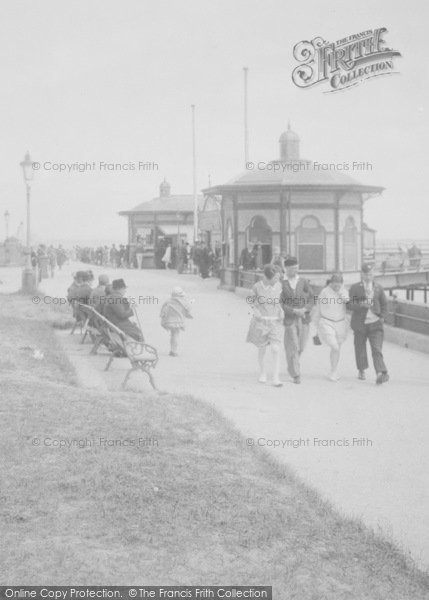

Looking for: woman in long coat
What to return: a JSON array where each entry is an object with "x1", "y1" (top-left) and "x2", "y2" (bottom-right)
[{"x1": 199, "y1": 244, "x2": 211, "y2": 279}]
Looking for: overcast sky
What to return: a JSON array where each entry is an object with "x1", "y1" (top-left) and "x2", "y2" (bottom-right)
[{"x1": 0, "y1": 0, "x2": 427, "y2": 244}]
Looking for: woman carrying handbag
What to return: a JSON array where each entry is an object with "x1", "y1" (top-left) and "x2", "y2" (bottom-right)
[{"x1": 246, "y1": 264, "x2": 284, "y2": 387}]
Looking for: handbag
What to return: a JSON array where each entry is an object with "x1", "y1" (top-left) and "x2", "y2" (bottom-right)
[{"x1": 246, "y1": 316, "x2": 270, "y2": 346}]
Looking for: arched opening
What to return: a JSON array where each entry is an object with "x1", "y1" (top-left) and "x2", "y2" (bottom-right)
[
  {"x1": 296, "y1": 216, "x2": 325, "y2": 271},
  {"x1": 343, "y1": 216, "x2": 358, "y2": 271},
  {"x1": 247, "y1": 215, "x2": 272, "y2": 266}
]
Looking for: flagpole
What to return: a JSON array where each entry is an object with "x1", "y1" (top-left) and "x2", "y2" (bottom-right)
[
  {"x1": 191, "y1": 104, "x2": 198, "y2": 242},
  {"x1": 243, "y1": 67, "x2": 249, "y2": 166}
]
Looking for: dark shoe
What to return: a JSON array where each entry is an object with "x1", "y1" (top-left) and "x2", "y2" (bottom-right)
[
  {"x1": 376, "y1": 372, "x2": 385, "y2": 385},
  {"x1": 169, "y1": 351, "x2": 178, "y2": 357},
  {"x1": 293, "y1": 376, "x2": 301, "y2": 384},
  {"x1": 358, "y1": 370, "x2": 366, "y2": 380},
  {"x1": 381, "y1": 372, "x2": 389, "y2": 383}
]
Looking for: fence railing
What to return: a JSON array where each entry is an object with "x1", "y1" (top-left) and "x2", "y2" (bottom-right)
[{"x1": 220, "y1": 267, "x2": 429, "y2": 337}]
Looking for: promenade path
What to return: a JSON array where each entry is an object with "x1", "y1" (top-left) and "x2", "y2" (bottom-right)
[{"x1": 3, "y1": 263, "x2": 428, "y2": 568}]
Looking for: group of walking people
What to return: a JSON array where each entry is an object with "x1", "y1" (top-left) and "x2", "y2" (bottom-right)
[{"x1": 247, "y1": 258, "x2": 389, "y2": 386}]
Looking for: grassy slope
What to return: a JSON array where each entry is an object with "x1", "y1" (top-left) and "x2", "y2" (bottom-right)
[{"x1": 0, "y1": 294, "x2": 428, "y2": 598}]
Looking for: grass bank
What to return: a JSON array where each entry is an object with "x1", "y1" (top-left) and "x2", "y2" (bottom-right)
[{"x1": 0, "y1": 293, "x2": 428, "y2": 598}]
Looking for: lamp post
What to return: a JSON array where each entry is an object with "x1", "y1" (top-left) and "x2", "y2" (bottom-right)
[
  {"x1": 176, "y1": 210, "x2": 181, "y2": 242},
  {"x1": 4, "y1": 210, "x2": 10, "y2": 240},
  {"x1": 191, "y1": 104, "x2": 198, "y2": 242},
  {"x1": 20, "y1": 151, "x2": 36, "y2": 292}
]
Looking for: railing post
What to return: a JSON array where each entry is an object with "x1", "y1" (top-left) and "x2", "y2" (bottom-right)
[{"x1": 392, "y1": 297, "x2": 399, "y2": 328}]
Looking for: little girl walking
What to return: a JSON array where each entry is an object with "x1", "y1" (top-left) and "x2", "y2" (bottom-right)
[{"x1": 160, "y1": 286, "x2": 193, "y2": 356}]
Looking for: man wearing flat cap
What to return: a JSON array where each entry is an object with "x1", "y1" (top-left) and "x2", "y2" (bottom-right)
[
  {"x1": 349, "y1": 264, "x2": 389, "y2": 384},
  {"x1": 103, "y1": 279, "x2": 144, "y2": 341},
  {"x1": 279, "y1": 257, "x2": 314, "y2": 383}
]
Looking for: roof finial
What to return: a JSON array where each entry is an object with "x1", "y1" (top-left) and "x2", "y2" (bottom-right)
[
  {"x1": 287, "y1": 121, "x2": 291, "y2": 131},
  {"x1": 160, "y1": 178, "x2": 171, "y2": 197}
]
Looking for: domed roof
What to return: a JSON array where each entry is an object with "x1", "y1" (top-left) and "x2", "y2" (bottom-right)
[
  {"x1": 222, "y1": 163, "x2": 364, "y2": 187},
  {"x1": 203, "y1": 128, "x2": 384, "y2": 195},
  {"x1": 279, "y1": 122, "x2": 299, "y2": 143},
  {"x1": 205, "y1": 160, "x2": 384, "y2": 193}
]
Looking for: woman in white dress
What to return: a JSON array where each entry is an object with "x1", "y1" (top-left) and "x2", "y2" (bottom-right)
[
  {"x1": 162, "y1": 244, "x2": 172, "y2": 269},
  {"x1": 246, "y1": 264, "x2": 284, "y2": 386},
  {"x1": 312, "y1": 273, "x2": 349, "y2": 381}
]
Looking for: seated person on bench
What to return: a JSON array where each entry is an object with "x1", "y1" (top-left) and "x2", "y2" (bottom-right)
[
  {"x1": 103, "y1": 279, "x2": 144, "y2": 342},
  {"x1": 67, "y1": 270, "x2": 93, "y2": 322},
  {"x1": 89, "y1": 273, "x2": 110, "y2": 315}
]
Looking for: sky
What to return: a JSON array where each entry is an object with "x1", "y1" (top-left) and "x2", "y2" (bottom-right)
[{"x1": 0, "y1": 0, "x2": 428, "y2": 245}]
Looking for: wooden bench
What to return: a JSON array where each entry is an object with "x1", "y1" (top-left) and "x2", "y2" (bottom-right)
[
  {"x1": 78, "y1": 303, "x2": 111, "y2": 350},
  {"x1": 77, "y1": 303, "x2": 159, "y2": 390},
  {"x1": 69, "y1": 300, "x2": 87, "y2": 335}
]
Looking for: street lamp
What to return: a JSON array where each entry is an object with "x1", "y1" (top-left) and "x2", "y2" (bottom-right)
[
  {"x1": 4, "y1": 210, "x2": 10, "y2": 240},
  {"x1": 20, "y1": 151, "x2": 36, "y2": 292},
  {"x1": 176, "y1": 210, "x2": 181, "y2": 242}
]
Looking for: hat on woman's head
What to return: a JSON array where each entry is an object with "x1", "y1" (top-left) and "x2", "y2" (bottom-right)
[
  {"x1": 284, "y1": 257, "x2": 298, "y2": 267},
  {"x1": 172, "y1": 286, "x2": 185, "y2": 297},
  {"x1": 112, "y1": 278, "x2": 127, "y2": 290},
  {"x1": 80, "y1": 271, "x2": 91, "y2": 282}
]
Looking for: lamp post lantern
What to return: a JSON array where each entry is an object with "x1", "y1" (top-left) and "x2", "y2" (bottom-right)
[
  {"x1": 191, "y1": 104, "x2": 198, "y2": 242},
  {"x1": 20, "y1": 151, "x2": 36, "y2": 292}
]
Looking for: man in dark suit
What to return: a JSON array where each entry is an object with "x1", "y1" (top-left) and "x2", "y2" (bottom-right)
[
  {"x1": 349, "y1": 264, "x2": 389, "y2": 384},
  {"x1": 279, "y1": 257, "x2": 314, "y2": 383},
  {"x1": 103, "y1": 279, "x2": 144, "y2": 342}
]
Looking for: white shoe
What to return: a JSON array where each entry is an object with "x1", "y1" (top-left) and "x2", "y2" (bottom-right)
[
  {"x1": 328, "y1": 372, "x2": 340, "y2": 382},
  {"x1": 272, "y1": 379, "x2": 283, "y2": 387},
  {"x1": 258, "y1": 374, "x2": 267, "y2": 383}
]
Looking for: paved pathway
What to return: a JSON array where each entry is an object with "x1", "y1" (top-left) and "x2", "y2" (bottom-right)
[{"x1": 35, "y1": 264, "x2": 429, "y2": 567}]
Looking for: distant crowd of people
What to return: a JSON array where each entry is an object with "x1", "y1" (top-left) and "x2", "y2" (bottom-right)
[
  {"x1": 74, "y1": 239, "x2": 222, "y2": 280},
  {"x1": 74, "y1": 244, "x2": 132, "y2": 268},
  {"x1": 31, "y1": 244, "x2": 68, "y2": 281},
  {"x1": 381, "y1": 243, "x2": 424, "y2": 273},
  {"x1": 158, "y1": 240, "x2": 222, "y2": 279}
]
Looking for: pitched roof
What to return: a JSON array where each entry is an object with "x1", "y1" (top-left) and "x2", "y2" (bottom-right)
[
  {"x1": 204, "y1": 160, "x2": 384, "y2": 193},
  {"x1": 119, "y1": 194, "x2": 204, "y2": 215}
]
